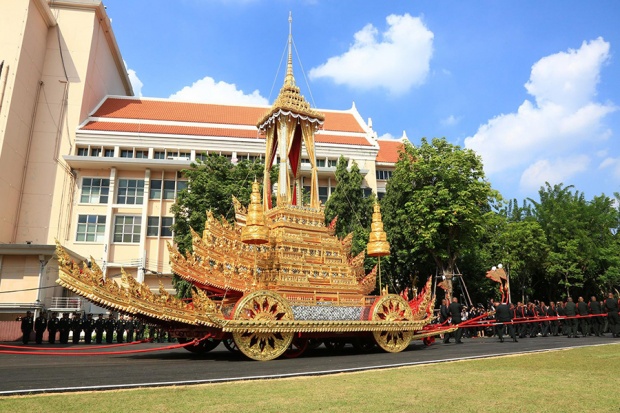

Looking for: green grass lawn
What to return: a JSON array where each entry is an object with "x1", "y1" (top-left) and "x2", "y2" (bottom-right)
[{"x1": 2, "y1": 343, "x2": 618, "y2": 413}]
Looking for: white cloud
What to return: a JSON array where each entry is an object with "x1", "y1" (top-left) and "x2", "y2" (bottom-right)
[
  {"x1": 378, "y1": 132, "x2": 398, "y2": 140},
  {"x1": 169, "y1": 76, "x2": 268, "y2": 105},
  {"x1": 519, "y1": 156, "x2": 590, "y2": 192},
  {"x1": 440, "y1": 115, "x2": 462, "y2": 127},
  {"x1": 599, "y1": 157, "x2": 620, "y2": 178},
  {"x1": 464, "y1": 37, "x2": 617, "y2": 192},
  {"x1": 127, "y1": 69, "x2": 143, "y2": 97},
  {"x1": 124, "y1": 61, "x2": 144, "y2": 97},
  {"x1": 309, "y1": 13, "x2": 433, "y2": 96}
]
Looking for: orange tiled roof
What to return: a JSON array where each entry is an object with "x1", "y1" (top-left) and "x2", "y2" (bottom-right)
[
  {"x1": 81, "y1": 121, "x2": 373, "y2": 146},
  {"x1": 90, "y1": 97, "x2": 365, "y2": 133},
  {"x1": 81, "y1": 121, "x2": 260, "y2": 139},
  {"x1": 376, "y1": 140, "x2": 405, "y2": 163}
]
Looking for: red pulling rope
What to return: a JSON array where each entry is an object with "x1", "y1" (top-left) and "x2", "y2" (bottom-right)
[
  {"x1": 0, "y1": 338, "x2": 201, "y2": 356},
  {"x1": 0, "y1": 339, "x2": 152, "y2": 351}
]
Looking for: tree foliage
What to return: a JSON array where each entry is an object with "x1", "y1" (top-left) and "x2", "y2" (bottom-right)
[
  {"x1": 324, "y1": 156, "x2": 374, "y2": 258},
  {"x1": 381, "y1": 138, "x2": 497, "y2": 296}
]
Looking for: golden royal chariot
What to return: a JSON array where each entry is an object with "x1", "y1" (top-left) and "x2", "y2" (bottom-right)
[{"x1": 55, "y1": 22, "x2": 448, "y2": 361}]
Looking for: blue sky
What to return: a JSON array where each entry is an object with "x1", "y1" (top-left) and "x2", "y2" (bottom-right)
[{"x1": 103, "y1": 0, "x2": 620, "y2": 202}]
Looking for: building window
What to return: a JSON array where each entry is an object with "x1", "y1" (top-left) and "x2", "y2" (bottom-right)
[
  {"x1": 135, "y1": 150, "x2": 148, "y2": 159},
  {"x1": 120, "y1": 149, "x2": 133, "y2": 158},
  {"x1": 362, "y1": 188, "x2": 373, "y2": 198},
  {"x1": 90, "y1": 148, "x2": 101, "y2": 157},
  {"x1": 178, "y1": 152, "x2": 190, "y2": 160},
  {"x1": 76, "y1": 215, "x2": 106, "y2": 242},
  {"x1": 113, "y1": 215, "x2": 141, "y2": 243},
  {"x1": 147, "y1": 217, "x2": 159, "y2": 236},
  {"x1": 146, "y1": 216, "x2": 173, "y2": 237},
  {"x1": 316, "y1": 159, "x2": 326, "y2": 167},
  {"x1": 80, "y1": 178, "x2": 110, "y2": 204},
  {"x1": 376, "y1": 170, "x2": 393, "y2": 180},
  {"x1": 103, "y1": 148, "x2": 114, "y2": 157},
  {"x1": 301, "y1": 158, "x2": 310, "y2": 164},
  {"x1": 150, "y1": 180, "x2": 162, "y2": 199},
  {"x1": 177, "y1": 181, "x2": 188, "y2": 194},
  {"x1": 377, "y1": 192, "x2": 386, "y2": 200},
  {"x1": 328, "y1": 159, "x2": 339, "y2": 167},
  {"x1": 161, "y1": 217, "x2": 173, "y2": 237},
  {"x1": 116, "y1": 179, "x2": 144, "y2": 204},
  {"x1": 154, "y1": 151, "x2": 165, "y2": 160},
  {"x1": 77, "y1": 147, "x2": 88, "y2": 156},
  {"x1": 163, "y1": 180, "x2": 176, "y2": 199},
  {"x1": 195, "y1": 152, "x2": 207, "y2": 161},
  {"x1": 318, "y1": 186, "x2": 329, "y2": 204}
]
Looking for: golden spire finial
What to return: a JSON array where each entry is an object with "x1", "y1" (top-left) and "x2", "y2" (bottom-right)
[
  {"x1": 367, "y1": 201, "x2": 390, "y2": 257},
  {"x1": 285, "y1": 11, "x2": 295, "y2": 87},
  {"x1": 241, "y1": 180, "x2": 269, "y2": 245}
]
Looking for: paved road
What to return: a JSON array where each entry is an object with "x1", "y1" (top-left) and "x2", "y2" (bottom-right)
[{"x1": 1, "y1": 335, "x2": 618, "y2": 395}]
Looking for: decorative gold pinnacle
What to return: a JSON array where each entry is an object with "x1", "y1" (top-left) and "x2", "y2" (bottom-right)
[
  {"x1": 367, "y1": 201, "x2": 390, "y2": 257},
  {"x1": 240, "y1": 180, "x2": 270, "y2": 244}
]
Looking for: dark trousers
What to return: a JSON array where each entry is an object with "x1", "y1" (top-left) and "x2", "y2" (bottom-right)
[
  {"x1": 84, "y1": 330, "x2": 93, "y2": 344},
  {"x1": 564, "y1": 318, "x2": 577, "y2": 337},
  {"x1": 127, "y1": 330, "x2": 134, "y2": 342},
  {"x1": 590, "y1": 316, "x2": 602, "y2": 336},
  {"x1": 22, "y1": 330, "x2": 32, "y2": 345},
  {"x1": 549, "y1": 320, "x2": 559, "y2": 336},
  {"x1": 48, "y1": 329, "x2": 57, "y2": 344},
  {"x1": 116, "y1": 330, "x2": 124, "y2": 343},
  {"x1": 608, "y1": 312, "x2": 620, "y2": 336},
  {"x1": 497, "y1": 323, "x2": 516, "y2": 341},
  {"x1": 579, "y1": 317, "x2": 590, "y2": 336},
  {"x1": 105, "y1": 329, "x2": 114, "y2": 343},
  {"x1": 518, "y1": 321, "x2": 528, "y2": 338},
  {"x1": 72, "y1": 330, "x2": 81, "y2": 344},
  {"x1": 96, "y1": 330, "x2": 104, "y2": 344},
  {"x1": 60, "y1": 329, "x2": 70, "y2": 344},
  {"x1": 35, "y1": 330, "x2": 45, "y2": 344}
]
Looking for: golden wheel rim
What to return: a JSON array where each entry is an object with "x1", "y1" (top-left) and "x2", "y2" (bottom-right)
[
  {"x1": 371, "y1": 294, "x2": 413, "y2": 353},
  {"x1": 232, "y1": 290, "x2": 294, "y2": 361}
]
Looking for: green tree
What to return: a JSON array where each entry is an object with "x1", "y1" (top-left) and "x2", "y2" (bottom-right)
[
  {"x1": 170, "y1": 154, "x2": 274, "y2": 297},
  {"x1": 381, "y1": 138, "x2": 497, "y2": 297},
  {"x1": 324, "y1": 156, "x2": 374, "y2": 257}
]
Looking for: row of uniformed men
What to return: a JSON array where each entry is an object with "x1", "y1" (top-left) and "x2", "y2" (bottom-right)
[{"x1": 20, "y1": 312, "x2": 146, "y2": 345}]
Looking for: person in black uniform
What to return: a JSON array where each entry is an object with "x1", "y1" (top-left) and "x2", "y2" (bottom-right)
[
  {"x1": 126, "y1": 315, "x2": 135, "y2": 342},
  {"x1": 494, "y1": 301, "x2": 517, "y2": 342},
  {"x1": 589, "y1": 296, "x2": 602, "y2": 336},
  {"x1": 94, "y1": 314, "x2": 105, "y2": 344},
  {"x1": 104, "y1": 314, "x2": 116, "y2": 344},
  {"x1": 34, "y1": 312, "x2": 47, "y2": 344},
  {"x1": 448, "y1": 297, "x2": 464, "y2": 344},
  {"x1": 116, "y1": 315, "x2": 126, "y2": 343},
  {"x1": 71, "y1": 313, "x2": 83, "y2": 344},
  {"x1": 83, "y1": 313, "x2": 95, "y2": 344},
  {"x1": 557, "y1": 301, "x2": 566, "y2": 335},
  {"x1": 20, "y1": 311, "x2": 34, "y2": 345},
  {"x1": 47, "y1": 312, "x2": 60, "y2": 344},
  {"x1": 439, "y1": 299, "x2": 450, "y2": 343},
  {"x1": 547, "y1": 302, "x2": 559, "y2": 336},
  {"x1": 604, "y1": 292, "x2": 619, "y2": 337},
  {"x1": 576, "y1": 297, "x2": 590, "y2": 336},
  {"x1": 564, "y1": 297, "x2": 578, "y2": 338},
  {"x1": 58, "y1": 313, "x2": 71, "y2": 344},
  {"x1": 136, "y1": 318, "x2": 145, "y2": 341}
]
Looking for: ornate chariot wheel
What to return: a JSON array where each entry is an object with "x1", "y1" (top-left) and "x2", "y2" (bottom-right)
[
  {"x1": 231, "y1": 290, "x2": 294, "y2": 361},
  {"x1": 371, "y1": 294, "x2": 414, "y2": 353},
  {"x1": 283, "y1": 336, "x2": 309, "y2": 359},
  {"x1": 223, "y1": 337, "x2": 240, "y2": 353},
  {"x1": 177, "y1": 337, "x2": 221, "y2": 354}
]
